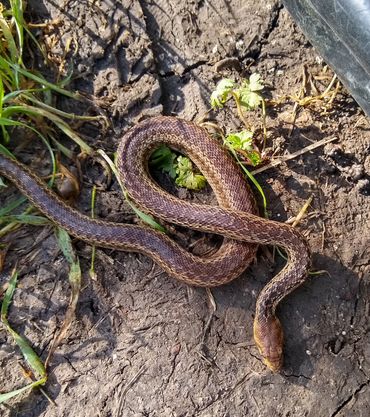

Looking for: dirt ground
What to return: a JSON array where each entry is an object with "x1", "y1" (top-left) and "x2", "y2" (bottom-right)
[{"x1": 1, "y1": 0, "x2": 369, "y2": 416}]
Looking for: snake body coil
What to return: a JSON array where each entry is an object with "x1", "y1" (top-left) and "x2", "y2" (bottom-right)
[{"x1": 0, "y1": 116, "x2": 310, "y2": 371}]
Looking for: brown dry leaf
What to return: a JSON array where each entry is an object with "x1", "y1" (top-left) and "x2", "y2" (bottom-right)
[{"x1": 56, "y1": 161, "x2": 80, "y2": 201}]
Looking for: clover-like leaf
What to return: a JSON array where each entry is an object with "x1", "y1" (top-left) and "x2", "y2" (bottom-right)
[
  {"x1": 236, "y1": 73, "x2": 264, "y2": 110},
  {"x1": 210, "y1": 78, "x2": 236, "y2": 109},
  {"x1": 249, "y1": 73, "x2": 264, "y2": 92},
  {"x1": 175, "y1": 156, "x2": 206, "y2": 190},
  {"x1": 150, "y1": 145, "x2": 177, "y2": 178},
  {"x1": 245, "y1": 150, "x2": 261, "y2": 166},
  {"x1": 225, "y1": 130, "x2": 254, "y2": 151}
]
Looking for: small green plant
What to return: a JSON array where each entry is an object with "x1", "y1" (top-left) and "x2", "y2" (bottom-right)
[
  {"x1": 210, "y1": 73, "x2": 264, "y2": 110},
  {"x1": 150, "y1": 145, "x2": 207, "y2": 191},
  {"x1": 210, "y1": 73, "x2": 266, "y2": 166},
  {"x1": 209, "y1": 73, "x2": 268, "y2": 215},
  {"x1": 150, "y1": 145, "x2": 177, "y2": 179},
  {"x1": 209, "y1": 78, "x2": 236, "y2": 108},
  {"x1": 175, "y1": 156, "x2": 207, "y2": 190},
  {"x1": 224, "y1": 130, "x2": 261, "y2": 166}
]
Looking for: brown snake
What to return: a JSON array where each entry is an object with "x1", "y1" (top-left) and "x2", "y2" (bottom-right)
[{"x1": 0, "y1": 116, "x2": 310, "y2": 371}]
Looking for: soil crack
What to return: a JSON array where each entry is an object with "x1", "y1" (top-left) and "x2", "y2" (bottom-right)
[
  {"x1": 330, "y1": 379, "x2": 370, "y2": 417},
  {"x1": 282, "y1": 371, "x2": 312, "y2": 381},
  {"x1": 241, "y1": 1, "x2": 283, "y2": 61},
  {"x1": 194, "y1": 371, "x2": 255, "y2": 416},
  {"x1": 158, "y1": 60, "x2": 209, "y2": 79}
]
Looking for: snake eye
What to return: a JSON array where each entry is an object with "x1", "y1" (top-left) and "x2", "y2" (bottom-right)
[{"x1": 253, "y1": 315, "x2": 284, "y2": 372}]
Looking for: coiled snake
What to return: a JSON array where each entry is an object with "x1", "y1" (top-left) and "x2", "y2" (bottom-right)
[{"x1": 0, "y1": 116, "x2": 311, "y2": 371}]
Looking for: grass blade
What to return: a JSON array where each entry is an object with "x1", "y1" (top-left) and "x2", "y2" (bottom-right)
[
  {"x1": 0, "y1": 196, "x2": 27, "y2": 216},
  {"x1": 0, "y1": 214, "x2": 50, "y2": 225},
  {"x1": 55, "y1": 227, "x2": 78, "y2": 265},
  {"x1": 10, "y1": 0, "x2": 25, "y2": 62},
  {"x1": 4, "y1": 58, "x2": 79, "y2": 98},
  {"x1": 0, "y1": 381, "x2": 40, "y2": 404},
  {"x1": 230, "y1": 148, "x2": 268, "y2": 217},
  {"x1": 2, "y1": 104, "x2": 93, "y2": 154},
  {"x1": 0, "y1": 12, "x2": 18, "y2": 64},
  {"x1": 0, "y1": 268, "x2": 17, "y2": 318},
  {"x1": 0, "y1": 75, "x2": 4, "y2": 112},
  {"x1": 0, "y1": 120, "x2": 57, "y2": 185},
  {"x1": 46, "y1": 228, "x2": 81, "y2": 367},
  {"x1": 1, "y1": 269, "x2": 47, "y2": 379},
  {"x1": 0, "y1": 143, "x2": 16, "y2": 158},
  {"x1": 23, "y1": 93, "x2": 103, "y2": 121},
  {"x1": 127, "y1": 199, "x2": 166, "y2": 232}
]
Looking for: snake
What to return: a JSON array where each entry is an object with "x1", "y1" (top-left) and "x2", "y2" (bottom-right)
[{"x1": 0, "y1": 116, "x2": 311, "y2": 371}]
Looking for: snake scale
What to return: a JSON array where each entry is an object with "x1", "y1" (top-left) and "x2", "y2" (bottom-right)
[{"x1": 0, "y1": 116, "x2": 311, "y2": 371}]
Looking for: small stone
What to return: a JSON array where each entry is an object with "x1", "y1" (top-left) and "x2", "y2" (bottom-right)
[
  {"x1": 235, "y1": 39, "x2": 244, "y2": 51},
  {"x1": 356, "y1": 178, "x2": 370, "y2": 194},
  {"x1": 325, "y1": 165, "x2": 337, "y2": 174},
  {"x1": 343, "y1": 164, "x2": 364, "y2": 181},
  {"x1": 323, "y1": 142, "x2": 341, "y2": 157}
]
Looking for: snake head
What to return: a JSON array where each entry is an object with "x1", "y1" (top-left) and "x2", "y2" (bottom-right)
[{"x1": 253, "y1": 315, "x2": 284, "y2": 372}]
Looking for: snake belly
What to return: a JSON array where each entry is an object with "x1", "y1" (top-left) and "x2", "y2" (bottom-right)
[{"x1": 0, "y1": 116, "x2": 311, "y2": 371}]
